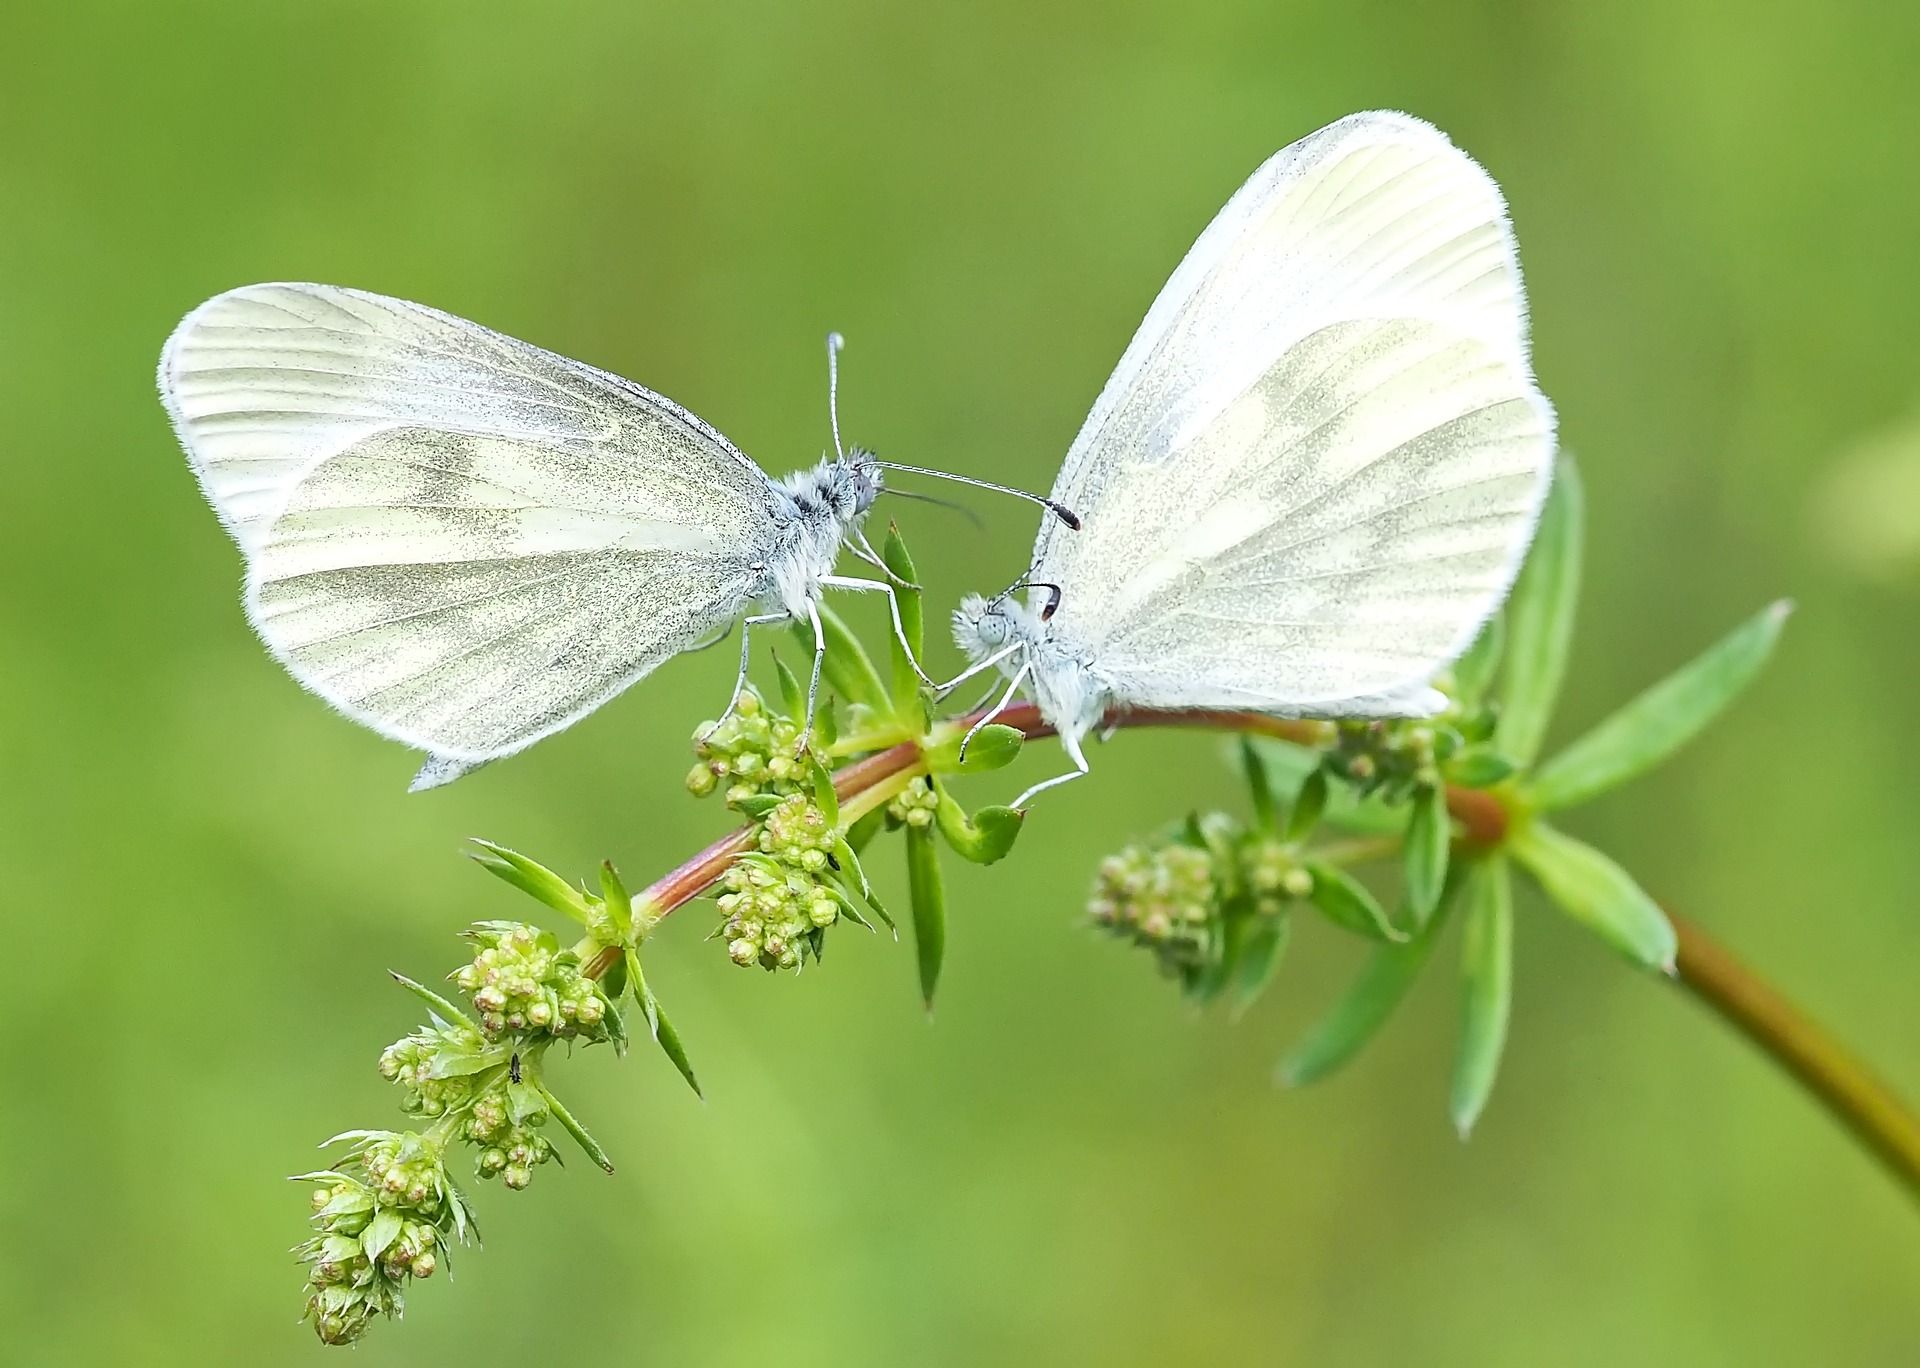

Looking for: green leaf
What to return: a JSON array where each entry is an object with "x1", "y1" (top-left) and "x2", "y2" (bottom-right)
[
  {"x1": 1230, "y1": 915, "x2": 1292, "y2": 1018},
  {"x1": 1446, "y1": 750, "x2": 1517, "y2": 789},
  {"x1": 424, "y1": 1047, "x2": 511, "y2": 1079},
  {"x1": 831, "y1": 836, "x2": 895, "y2": 931},
  {"x1": 1530, "y1": 600, "x2": 1792, "y2": 811},
  {"x1": 537, "y1": 1082, "x2": 615, "y2": 1173},
  {"x1": 1276, "y1": 881, "x2": 1454, "y2": 1087},
  {"x1": 809, "y1": 753, "x2": 840, "y2": 828},
  {"x1": 1450, "y1": 856, "x2": 1514, "y2": 1138},
  {"x1": 1451, "y1": 612, "x2": 1505, "y2": 704},
  {"x1": 1240, "y1": 737, "x2": 1276, "y2": 830},
  {"x1": 844, "y1": 805, "x2": 886, "y2": 854},
  {"x1": 1286, "y1": 767, "x2": 1329, "y2": 842},
  {"x1": 881, "y1": 525, "x2": 926, "y2": 718},
  {"x1": 1303, "y1": 862, "x2": 1403, "y2": 943},
  {"x1": 597, "y1": 860, "x2": 633, "y2": 940},
  {"x1": 792, "y1": 603, "x2": 887, "y2": 709},
  {"x1": 931, "y1": 783, "x2": 1023, "y2": 864},
  {"x1": 772, "y1": 655, "x2": 805, "y2": 722},
  {"x1": 1499, "y1": 455, "x2": 1584, "y2": 764},
  {"x1": 467, "y1": 840, "x2": 591, "y2": 924},
  {"x1": 361, "y1": 1209, "x2": 403, "y2": 1262},
  {"x1": 603, "y1": 994, "x2": 630, "y2": 1057},
  {"x1": 1508, "y1": 821, "x2": 1676, "y2": 971},
  {"x1": 1403, "y1": 785, "x2": 1452, "y2": 927},
  {"x1": 625, "y1": 948, "x2": 703, "y2": 1097},
  {"x1": 825, "y1": 884, "x2": 876, "y2": 932},
  {"x1": 732, "y1": 794, "x2": 783, "y2": 821},
  {"x1": 904, "y1": 825, "x2": 946, "y2": 1009},
  {"x1": 388, "y1": 972, "x2": 479, "y2": 1033},
  {"x1": 924, "y1": 723, "x2": 1024, "y2": 774}
]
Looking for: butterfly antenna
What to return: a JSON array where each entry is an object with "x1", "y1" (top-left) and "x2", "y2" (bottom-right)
[
  {"x1": 881, "y1": 485, "x2": 986, "y2": 530},
  {"x1": 875, "y1": 460, "x2": 1082, "y2": 531},
  {"x1": 825, "y1": 331, "x2": 847, "y2": 460}
]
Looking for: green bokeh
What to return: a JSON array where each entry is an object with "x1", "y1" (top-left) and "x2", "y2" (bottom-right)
[{"x1": 5, "y1": 2, "x2": 1918, "y2": 1362}]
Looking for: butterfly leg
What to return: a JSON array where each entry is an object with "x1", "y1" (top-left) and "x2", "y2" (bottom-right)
[
  {"x1": 844, "y1": 529, "x2": 919, "y2": 589},
  {"x1": 958, "y1": 660, "x2": 1031, "y2": 762},
  {"x1": 929, "y1": 642, "x2": 1020, "y2": 700},
  {"x1": 699, "y1": 612, "x2": 789, "y2": 743},
  {"x1": 820, "y1": 574, "x2": 936, "y2": 687},
  {"x1": 800, "y1": 600, "x2": 828, "y2": 751},
  {"x1": 1012, "y1": 730, "x2": 1090, "y2": 808}
]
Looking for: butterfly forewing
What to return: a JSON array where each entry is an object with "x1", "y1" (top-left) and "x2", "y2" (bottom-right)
[{"x1": 164, "y1": 282, "x2": 784, "y2": 769}]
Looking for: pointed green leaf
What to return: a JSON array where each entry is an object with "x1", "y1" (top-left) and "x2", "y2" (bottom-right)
[
  {"x1": 388, "y1": 972, "x2": 479, "y2": 1033},
  {"x1": 1499, "y1": 455, "x2": 1584, "y2": 764},
  {"x1": 1286, "y1": 768, "x2": 1329, "y2": 842},
  {"x1": 1303, "y1": 862, "x2": 1403, "y2": 942},
  {"x1": 536, "y1": 1082, "x2": 616, "y2": 1173},
  {"x1": 1508, "y1": 821, "x2": 1676, "y2": 971},
  {"x1": 773, "y1": 655, "x2": 805, "y2": 722},
  {"x1": 361, "y1": 1209, "x2": 403, "y2": 1262},
  {"x1": 881, "y1": 525, "x2": 926, "y2": 717},
  {"x1": 844, "y1": 805, "x2": 886, "y2": 854},
  {"x1": 1450, "y1": 856, "x2": 1513, "y2": 1137},
  {"x1": 603, "y1": 994, "x2": 630, "y2": 1057},
  {"x1": 925, "y1": 723, "x2": 1024, "y2": 774},
  {"x1": 1240, "y1": 736, "x2": 1276, "y2": 830},
  {"x1": 932, "y1": 783, "x2": 1024, "y2": 864},
  {"x1": 792, "y1": 603, "x2": 887, "y2": 709},
  {"x1": 831, "y1": 836, "x2": 895, "y2": 931},
  {"x1": 626, "y1": 948, "x2": 703, "y2": 1097},
  {"x1": 1451, "y1": 612, "x2": 1505, "y2": 704},
  {"x1": 808, "y1": 753, "x2": 841, "y2": 828},
  {"x1": 1276, "y1": 880, "x2": 1455, "y2": 1087},
  {"x1": 825, "y1": 884, "x2": 876, "y2": 932},
  {"x1": 1230, "y1": 915, "x2": 1292, "y2": 1018},
  {"x1": 904, "y1": 825, "x2": 946, "y2": 1009},
  {"x1": 1530, "y1": 600, "x2": 1792, "y2": 811},
  {"x1": 1446, "y1": 750, "x2": 1516, "y2": 789},
  {"x1": 467, "y1": 840, "x2": 591, "y2": 924},
  {"x1": 1403, "y1": 785, "x2": 1452, "y2": 926},
  {"x1": 597, "y1": 860, "x2": 633, "y2": 940},
  {"x1": 732, "y1": 794, "x2": 783, "y2": 821}
]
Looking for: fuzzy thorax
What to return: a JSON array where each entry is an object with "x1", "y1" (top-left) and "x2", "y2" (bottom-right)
[{"x1": 765, "y1": 451, "x2": 882, "y2": 619}]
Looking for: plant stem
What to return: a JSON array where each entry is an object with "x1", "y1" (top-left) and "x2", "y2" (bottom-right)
[
  {"x1": 1668, "y1": 912, "x2": 1920, "y2": 1203},
  {"x1": 599, "y1": 702, "x2": 1920, "y2": 1204}
]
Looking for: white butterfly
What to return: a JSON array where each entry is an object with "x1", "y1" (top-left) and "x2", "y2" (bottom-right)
[
  {"x1": 160, "y1": 284, "x2": 1072, "y2": 790},
  {"x1": 946, "y1": 111, "x2": 1557, "y2": 805}
]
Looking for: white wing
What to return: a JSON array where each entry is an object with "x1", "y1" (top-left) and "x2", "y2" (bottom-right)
[
  {"x1": 162, "y1": 283, "x2": 780, "y2": 770},
  {"x1": 161, "y1": 281, "x2": 768, "y2": 550},
  {"x1": 1034, "y1": 113, "x2": 1552, "y2": 712}
]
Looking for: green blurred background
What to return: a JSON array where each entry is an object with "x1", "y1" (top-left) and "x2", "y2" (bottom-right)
[{"x1": 4, "y1": 1, "x2": 1918, "y2": 1362}]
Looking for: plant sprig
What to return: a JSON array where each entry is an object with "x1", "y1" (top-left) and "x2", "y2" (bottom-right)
[{"x1": 292, "y1": 493, "x2": 1920, "y2": 1348}]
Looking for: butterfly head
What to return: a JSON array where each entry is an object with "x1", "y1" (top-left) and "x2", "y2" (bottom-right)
[{"x1": 952, "y1": 582, "x2": 1061, "y2": 662}]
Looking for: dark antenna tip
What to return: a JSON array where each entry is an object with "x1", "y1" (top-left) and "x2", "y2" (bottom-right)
[{"x1": 1048, "y1": 503, "x2": 1083, "y2": 531}]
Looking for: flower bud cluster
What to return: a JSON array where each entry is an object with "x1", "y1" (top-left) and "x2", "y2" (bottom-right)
[
  {"x1": 1088, "y1": 840, "x2": 1219, "y2": 976},
  {"x1": 887, "y1": 776, "x2": 938, "y2": 829},
  {"x1": 298, "y1": 1131, "x2": 463, "y2": 1346},
  {"x1": 377, "y1": 1025, "x2": 484, "y2": 1119},
  {"x1": 1244, "y1": 837, "x2": 1316, "y2": 916},
  {"x1": 1324, "y1": 718, "x2": 1462, "y2": 801},
  {"x1": 686, "y1": 689, "x2": 812, "y2": 808},
  {"x1": 466, "y1": 1093, "x2": 558, "y2": 1191},
  {"x1": 452, "y1": 922, "x2": 610, "y2": 1041},
  {"x1": 1088, "y1": 816, "x2": 1320, "y2": 986}
]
